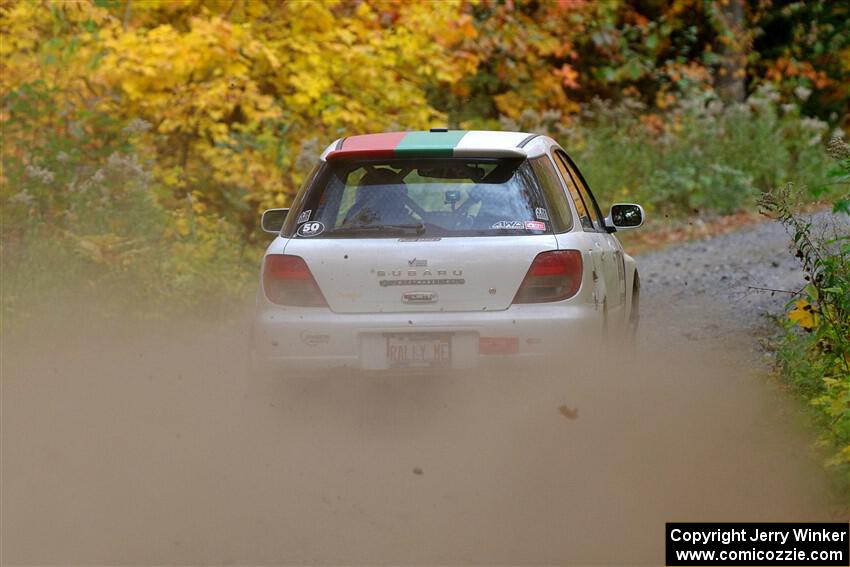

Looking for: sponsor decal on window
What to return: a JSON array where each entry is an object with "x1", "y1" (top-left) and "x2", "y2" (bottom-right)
[
  {"x1": 535, "y1": 207, "x2": 549, "y2": 221},
  {"x1": 296, "y1": 221, "x2": 325, "y2": 237},
  {"x1": 491, "y1": 220, "x2": 525, "y2": 230},
  {"x1": 296, "y1": 209, "x2": 311, "y2": 224},
  {"x1": 524, "y1": 220, "x2": 546, "y2": 231}
]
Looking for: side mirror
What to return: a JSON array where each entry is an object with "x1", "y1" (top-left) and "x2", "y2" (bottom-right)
[
  {"x1": 261, "y1": 208, "x2": 289, "y2": 233},
  {"x1": 605, "y1": 203, "x2": 645, "y2": 231}
]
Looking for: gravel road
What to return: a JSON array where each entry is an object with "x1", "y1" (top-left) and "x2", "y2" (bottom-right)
[
  {"x1": 3, "y1": 213, "x2": 847, "y2": 565},
  {"x1": 639, "y1": 211, "x2": 849, "y2": 346}
]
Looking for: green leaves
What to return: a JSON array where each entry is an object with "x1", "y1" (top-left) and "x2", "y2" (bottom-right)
[{"x1": 763, "y1": 147, "x2": 850, "y2": 478}]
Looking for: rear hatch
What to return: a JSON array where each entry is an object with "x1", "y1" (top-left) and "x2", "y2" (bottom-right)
[
  {"x1": 281, "y1": 156, "x2": 558, "y2": 314},
  {"x1": 284, "y1": 235, "x2": 557, "y2": 313}
]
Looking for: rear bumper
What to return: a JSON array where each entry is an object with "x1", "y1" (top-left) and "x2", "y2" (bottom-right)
[{"x1": 252, "y1": 302, "x2": 602, "y2": 372}]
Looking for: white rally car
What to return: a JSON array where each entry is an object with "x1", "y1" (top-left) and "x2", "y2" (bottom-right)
[{"x1": 252, "y1": 130, "x2": 643, "y2": 373}]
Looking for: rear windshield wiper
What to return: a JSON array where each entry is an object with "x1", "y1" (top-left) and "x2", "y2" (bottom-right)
[{"x1": 326, "y1": 223, "x2": 426, "y2": 236}]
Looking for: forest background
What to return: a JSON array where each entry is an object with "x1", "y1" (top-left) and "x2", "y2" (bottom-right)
[{"x1": 2, "y1": 0, "x2": 847, "y2": 314}]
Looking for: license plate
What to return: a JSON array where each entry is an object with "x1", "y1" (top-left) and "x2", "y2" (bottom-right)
[{"x1": 385, "y1": 333, "x2": 451, "y2": 369}]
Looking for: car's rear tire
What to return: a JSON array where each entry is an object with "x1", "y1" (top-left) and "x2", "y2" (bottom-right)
[
  {"x1": 601, "y1": 298, "x2": 609, "y2": 340},
  {"x1": 627, "y1": 273, "x2": 640, "y2": 350}
]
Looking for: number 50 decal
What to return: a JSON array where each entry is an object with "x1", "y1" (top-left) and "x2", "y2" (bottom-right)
[{"x1": 296, "y1": 221, "x2": 325, "y2": 237}]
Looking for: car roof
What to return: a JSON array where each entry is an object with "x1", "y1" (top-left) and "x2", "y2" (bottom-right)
[{"x1": 320, "y1": 130, "x2": 541, "y2": 161}]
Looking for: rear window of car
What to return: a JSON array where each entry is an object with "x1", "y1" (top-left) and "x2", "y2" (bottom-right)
[{"x1": 288, "y1": 158, "x2": 555, "y2": 238}]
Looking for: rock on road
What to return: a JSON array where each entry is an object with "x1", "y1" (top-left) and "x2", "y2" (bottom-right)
[{"x1": 3, "y1": 213, "x2": 847, "y2": 565}]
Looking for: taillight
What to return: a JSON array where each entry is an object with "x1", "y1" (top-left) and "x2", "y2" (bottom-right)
[
  {"x1": 513, "y1": 250, "x2": 583, "y2": 304},
  {"x1": 262, "y1": 255, "x2": 328, "y2": 307}
]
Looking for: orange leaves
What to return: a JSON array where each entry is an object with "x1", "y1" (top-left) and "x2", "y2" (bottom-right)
[
  {"x1": 765, "y1": 57, "x2": 831, "y2": 90},
  {"x1": 453, "y1": 0, "x2": 593, "y2": 120},
  {"x1": 639, "y1": 113, "x2": 665, "y2": 135},
  {"x1": 556, "y1": 0, "x2": 588, "y2": 9},
  {"x1": 555, "y1": 63, "x2": 580, "y2": 89},
  {"x1": 442, "y1": 13, "x2": 478, "y2": 48}
]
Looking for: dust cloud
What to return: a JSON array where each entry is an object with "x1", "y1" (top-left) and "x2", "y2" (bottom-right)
[{"x1": 1, "y1": 292, "x2": 843, "y2": 565}]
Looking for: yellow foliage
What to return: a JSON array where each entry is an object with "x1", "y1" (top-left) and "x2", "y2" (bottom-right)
[
  {"x1": 1, "y1": 0, "x2": 468, "y2": 221},
  {"x1": 788, "y1": 299, "x2": 820, "y2": 330}
]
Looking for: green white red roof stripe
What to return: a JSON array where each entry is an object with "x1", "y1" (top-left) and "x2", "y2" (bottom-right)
[{"x1": 323, "y1": 130, "x2": 532, "y2": 161}]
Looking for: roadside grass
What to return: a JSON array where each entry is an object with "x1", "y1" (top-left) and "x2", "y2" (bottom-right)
[
  {"x1": 759, "y1": 139, "x2": 850, "y2": 501},
  {"x1": 1, "y1": 107, "x2": 258, "y2": 325},
  {"x1": 770, "y1": 328, "x2": 850, "y2": 509}
]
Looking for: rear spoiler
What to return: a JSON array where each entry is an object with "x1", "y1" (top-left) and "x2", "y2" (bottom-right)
[{"x1": 320, "y1": 130, "x2": 532, "y2": 161}]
